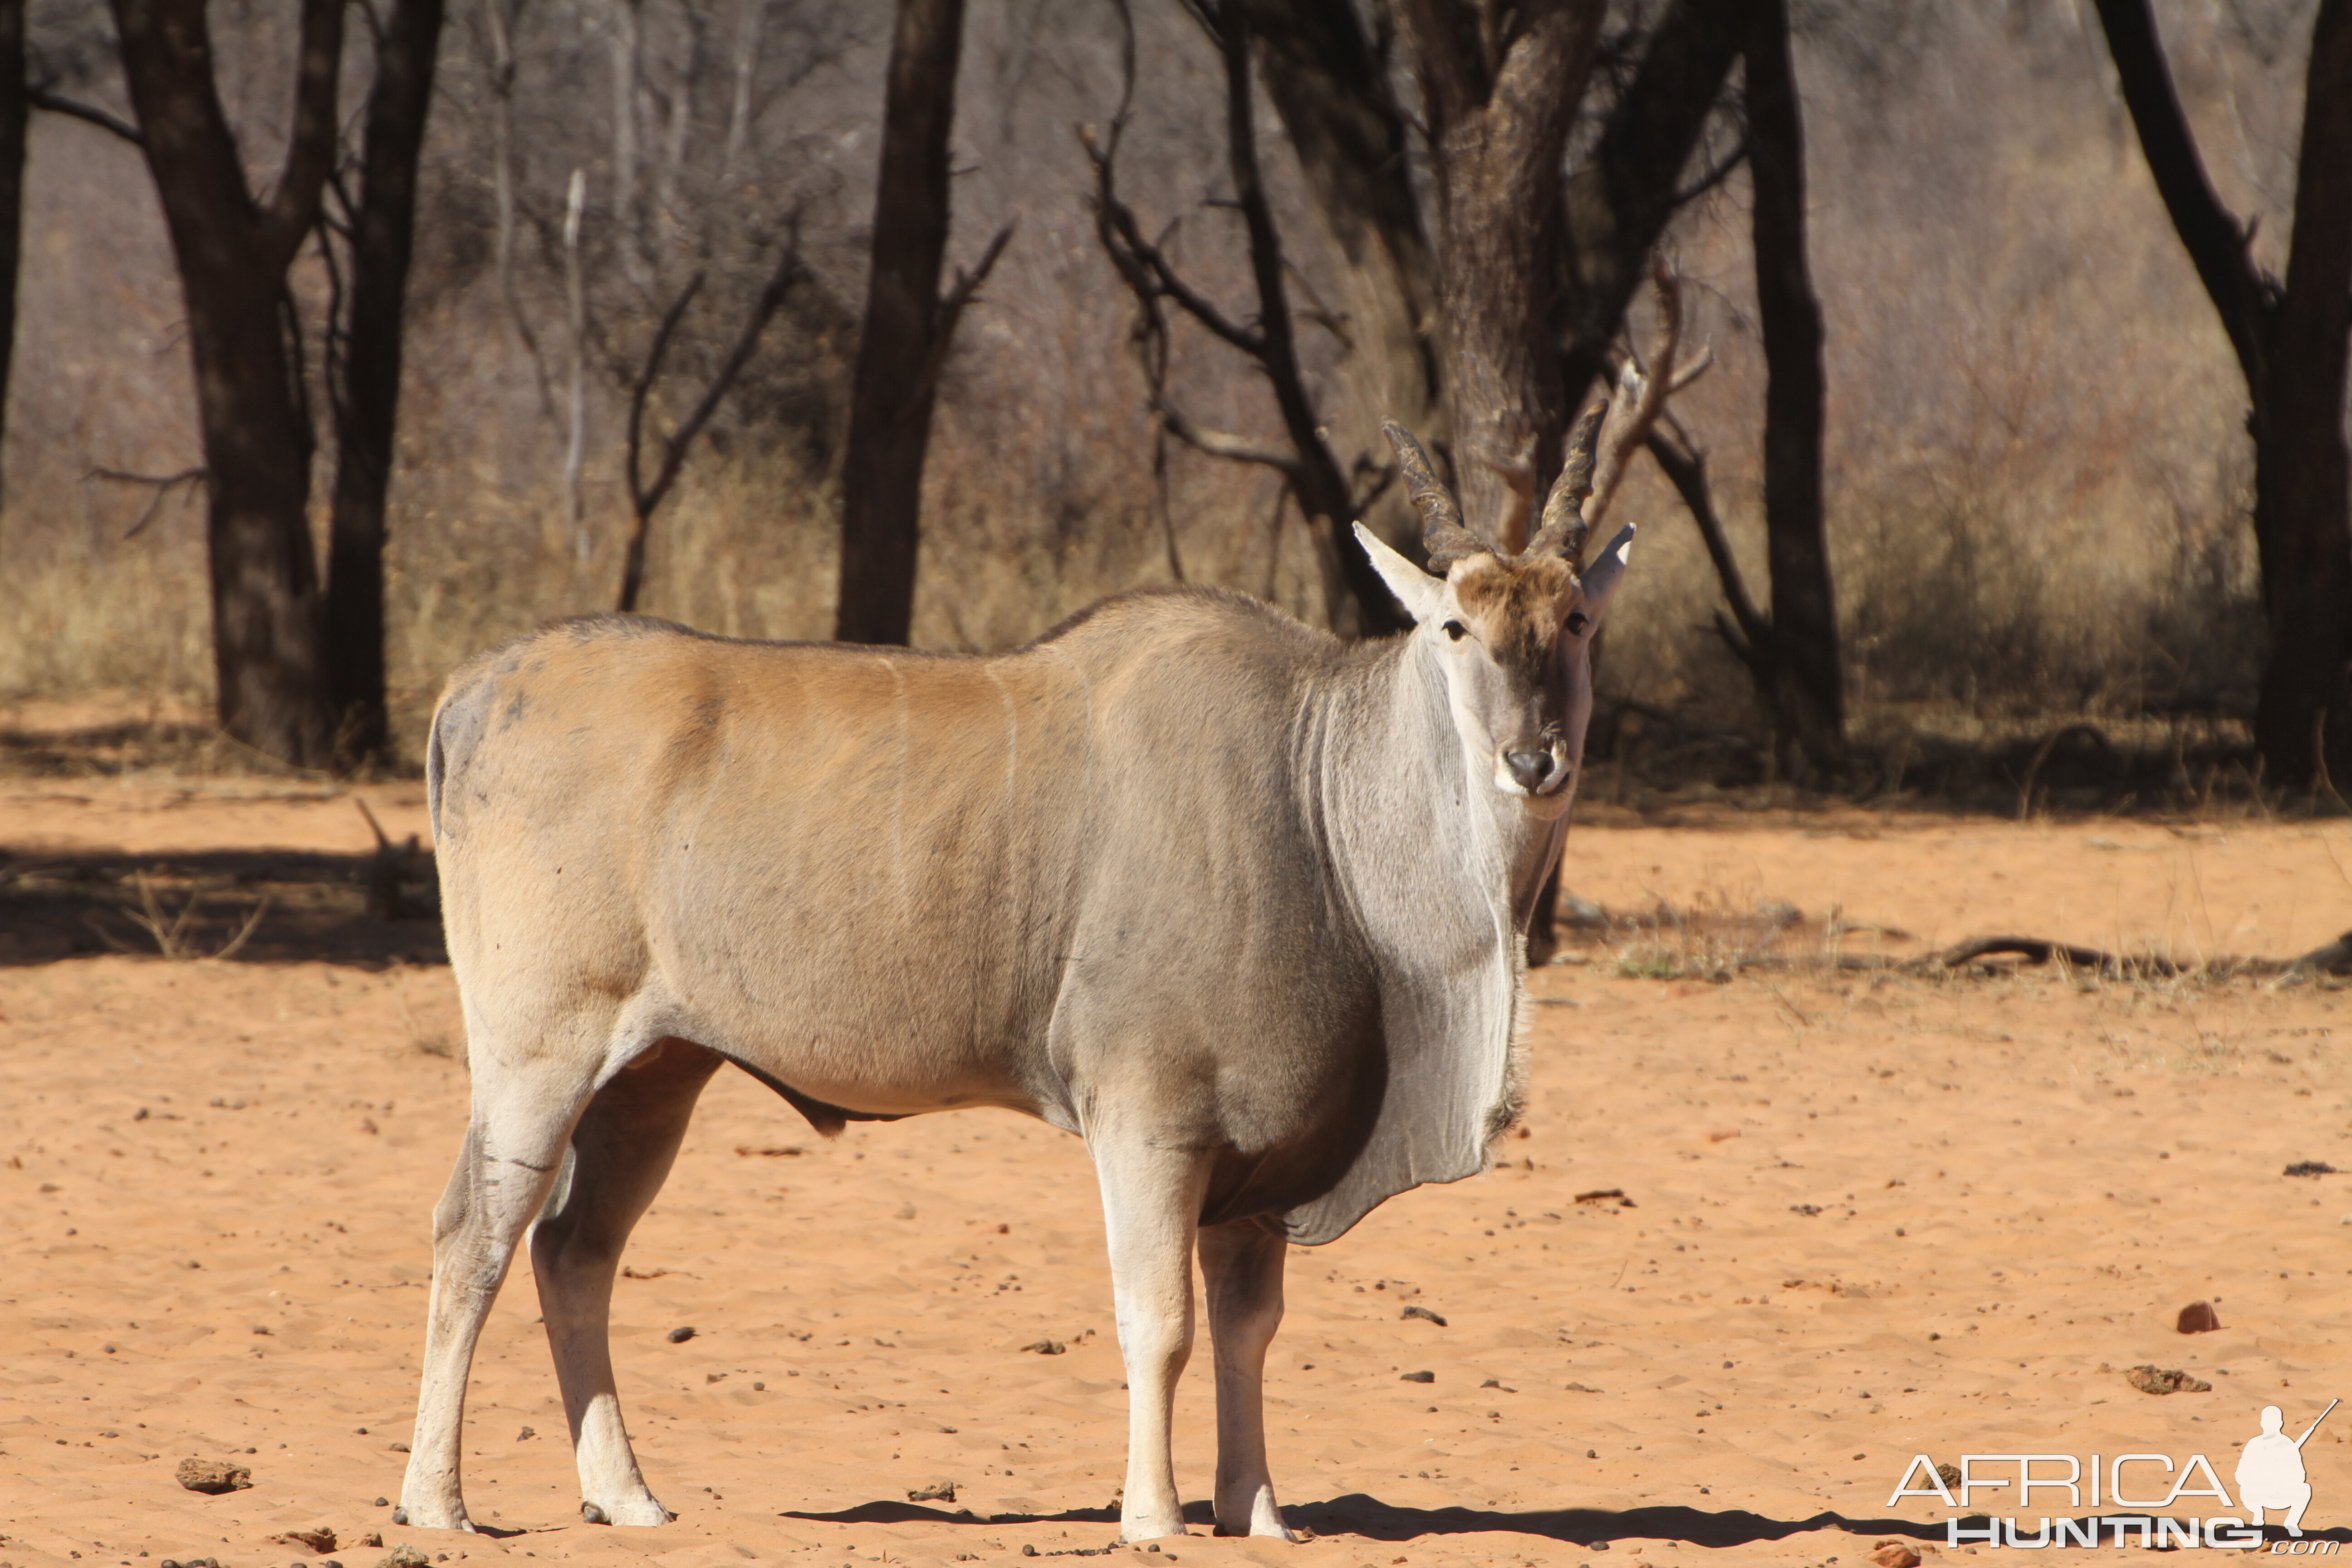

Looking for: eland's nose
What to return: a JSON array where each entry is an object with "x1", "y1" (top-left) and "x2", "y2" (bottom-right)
[{"x1": 1504, "y1": 750, "x2": 1555, "y2": 791}]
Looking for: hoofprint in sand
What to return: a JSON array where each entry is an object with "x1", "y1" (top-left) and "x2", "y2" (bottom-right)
[{"x1": 2, "y1": 784, "x2": 2347, "y2": 1567}]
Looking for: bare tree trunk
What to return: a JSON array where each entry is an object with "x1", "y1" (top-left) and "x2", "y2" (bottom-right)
[
  {"x1": 2260, "y1": 0, "x2": 2352, "y2": 790},
  {"x1": 0, "y1": 0, "x2": 25, "y2": 502},
  {"x1": 1242, "y1": 0, "x2": 1438, "y2": 584},
  {"x1": 1745, "y1": 0, "x2": 1842, "y2": 779},
  {"x1": 324, "y1": 0, "x2": 445, "y2": 770},
  {"x1": 833, "y1": 0, "x2": 968, "y2": 646},
  {"x1": 1393, "y1": 0, "x2": 1604, "y2": 551},
  {"x1": 112, "y1": 0, "x2": 345, "y2": 769},
  {"x1": 2093, "y1": 0, "x2": 2352, "y2": 790}
]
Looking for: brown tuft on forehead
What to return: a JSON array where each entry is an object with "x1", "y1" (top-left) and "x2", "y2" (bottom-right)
[{"x1": 1449, "y1": 555, "x2": 1574, "y2": 669}]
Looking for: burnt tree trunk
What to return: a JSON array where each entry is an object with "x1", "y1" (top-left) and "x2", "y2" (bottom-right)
[
  {"x1": 113, "y1": 0, "x2": 344, "y2": 768},
  {"x1": 2094, "y1": 0, "x2": 2352, "y2": 790},
  {"x1": 0, "y1": 0, "x2": 25, "y2": 496},
  {"x1": 833, "y1": 0, "x2": 967, "y2": 647},
  {"x1": 325, "y1": 0, "x2": 445, "y2": 770},
  {"x1": 1745, "y1": 0, "x2": 1842, "y2": 779},
  {"x1": 1243, "y1": 0, "x2": 1439, "y2": 588},
  {"x1": 1393, "y1": 0, "x2": 1604, "y2": 551}
]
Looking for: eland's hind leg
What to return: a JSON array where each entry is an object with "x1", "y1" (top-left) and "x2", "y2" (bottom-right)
[
  {"x1": 529, "y1": 1038, "x2": 722, "y2": 1526},
  {"x1": 1091, "y1": 1128, "x2": 1211, "y2": 1542},
  {"x1": 1199, "y1": 1216, "x2": 1299, "y2": 1540},
  {"x1": 401, "y1": 1057, "x2": 596, "y2": 1531}
]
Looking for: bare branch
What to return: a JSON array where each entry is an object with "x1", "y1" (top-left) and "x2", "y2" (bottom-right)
[
  {"x1": 85, "y1": 466, "x2": 207, "y2": 539},
  {"x1": 1162, "y1": 403, "x2": 1301, "y2": 475},
  {"x1": 29, "y1": 88, "x2": 141, "y2": 146},
  {"x1": 624, "y1": 272, "x2": 705, "y2": 534},
  {"x1": 911, "y1": 219, "x2": 1015, "y2": 406},
  {"x1": 1642, "y1": 427, "x2": 1769, "y2": 665},
  {"x1": 618, "y1": 235, "x2": 810, "y2": 613},
  {"x1": 1669, "y1": 133, "x2": 1747, "y2": 209},
  {"x1": 2090, "y1": 0, "x2": 2271, "y2": 387},
  {"x1": 1082, "y1": 128, "x2": 1269, "y2": 358},
  {"x1": 1588, "y1": 260, "x2": 1686, "y2": 528},
  {"x1": 258, "y1": 0, "x2": 349, "y2": 270}
]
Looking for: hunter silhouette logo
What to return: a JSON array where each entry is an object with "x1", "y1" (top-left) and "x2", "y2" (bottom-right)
[
  {"x1": 1886, "y1": 1397, "x2": 2339, "y2": 1550},
  {"x1": 2240, "y1": 1400, "x2": 2336, "y2": 1537}
]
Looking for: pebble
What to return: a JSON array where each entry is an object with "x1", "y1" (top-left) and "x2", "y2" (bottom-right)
[
  {"x1": 667, "y1": 1326, "x2": 697, "y2": 1343},
  {"x1": 1399, "y1": 1370, "x2": 1434, "y2": 1384}
]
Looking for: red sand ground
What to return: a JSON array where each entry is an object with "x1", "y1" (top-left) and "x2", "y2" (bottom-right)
[{"x1": 2, "y1": 780, "x2": 2347, "y2": 1568}]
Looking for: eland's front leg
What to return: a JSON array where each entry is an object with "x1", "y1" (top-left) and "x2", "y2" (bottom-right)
[
  {"x1": 1090, "y1": 1132, "x2": 1210, "y2": 1542},
  {"x1": 1199, "y1": 1216, "x2": 1300, "y2": 1540}
]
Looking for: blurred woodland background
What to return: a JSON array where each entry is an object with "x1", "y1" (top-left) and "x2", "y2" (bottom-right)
[{"x1": 2, "y1": 0, "x2": 2348, "y2": 810}]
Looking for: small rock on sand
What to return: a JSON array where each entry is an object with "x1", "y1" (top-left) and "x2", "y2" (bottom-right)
[
  {"x1": 272, "y1": 1529, "x2": 335, "y2": 1553},
  {"x1": 1022, "y1": 1340, "x2": 1066, "y2": 1355},
  {"x1": 1870, "y1": 1543, "x2": 1922, "y2": 1568},
  {"x1": 907, "y1": 1482, "x2": 957, "y2": 1502},
  {"x1": 666, "y1": 1325, "x2": 696, "y2": 1343},
  {"x1": 2177, "y1": 1300, "x2": 2222, "y2": 1333},
  {"x1": 376, "y1": 1545, "x2": 431, "y2": 1568},
  {"x1": 2127, "y1": 1364, "x2": 2211, "y2": 1394},
  {"x1": 174, "y1": 1458, "x2": 251, "y2": 1494},
  {"x1": 1399, "y1": 1370, "x2": 1435, "y2": 1383},
  {"x1": 1401, "y1": 1306, "x2": 1447, "y2": 1327}
]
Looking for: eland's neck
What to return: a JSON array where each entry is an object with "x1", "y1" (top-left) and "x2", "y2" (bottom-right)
[{"x1": 1305, "y1": 634, "x2": 1572, "y2": 954}]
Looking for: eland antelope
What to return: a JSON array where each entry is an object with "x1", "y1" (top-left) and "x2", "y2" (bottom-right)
[{"x1": 398, "y1": 405, "x2": 1636, "y2": 1543}]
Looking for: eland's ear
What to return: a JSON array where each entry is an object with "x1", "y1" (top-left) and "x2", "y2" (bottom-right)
[
  {"x1": 1353, "y1": 522, "x2": 1449, "y2": 624},
  {"x1": 1575, "y1": 523, "x2": 1637, "y2": 618}
]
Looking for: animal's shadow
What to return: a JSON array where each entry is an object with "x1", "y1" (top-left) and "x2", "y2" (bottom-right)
[{"x1": 785, "y1": 1495, "x2": 2352, "y2": 1550}]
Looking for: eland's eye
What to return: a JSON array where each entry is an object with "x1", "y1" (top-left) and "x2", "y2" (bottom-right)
[
  {"x1": 1442, "y1": 620, "x2": 1468, "y2": 642},
  {"x1": 1565, "y1": 611, "x2": 1591, "y2": 637}
]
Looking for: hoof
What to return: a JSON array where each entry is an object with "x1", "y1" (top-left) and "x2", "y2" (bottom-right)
[
  {"x1": 391, "y1": 1503, "x2": 477, "y2": 1533},
  {"x1": 582, "y1": 1495, "x2": 674, "y2": 1527}
]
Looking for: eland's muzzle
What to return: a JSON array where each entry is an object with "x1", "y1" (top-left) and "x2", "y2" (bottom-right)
[{"x1": 1504, "y1": 749, "x2": 1556, "y2": 792}]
